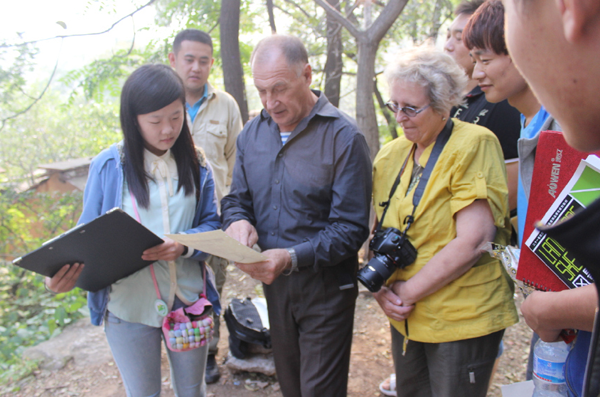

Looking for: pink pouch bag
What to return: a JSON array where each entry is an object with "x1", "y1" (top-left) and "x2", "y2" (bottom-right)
[
  {"x1": 162, "y1": 295, "x2": 214, "y2": 352},
  {"x1": 129, "y1": 190, "x2": 214, "y2": 353}
]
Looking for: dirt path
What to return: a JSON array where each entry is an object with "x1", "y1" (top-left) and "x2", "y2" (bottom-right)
[{"x1": 2, "y1": 265, "x2": 531, "y2": 397}]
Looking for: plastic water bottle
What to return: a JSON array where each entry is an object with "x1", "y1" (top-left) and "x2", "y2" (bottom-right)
[{"x1": 532, "y1": 339, "x2": 571, "y2": 396}]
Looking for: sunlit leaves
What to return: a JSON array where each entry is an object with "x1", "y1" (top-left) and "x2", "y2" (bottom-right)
[
  {"x1": 0, "y1": 191, "x2": 86, "y2": 372},
  {"x1": 0, "y1": 44, "x2": 40, "y2": 119}
]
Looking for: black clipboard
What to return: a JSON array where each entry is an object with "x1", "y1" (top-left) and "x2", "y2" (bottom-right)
[{"x1": 12, "y1": 208, "x2": 164, "y2": 292}]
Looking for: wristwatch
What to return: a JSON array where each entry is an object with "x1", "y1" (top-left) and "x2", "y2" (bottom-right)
[{"x1": 282, "y1": 247, "x2": 298, "y2": 276}]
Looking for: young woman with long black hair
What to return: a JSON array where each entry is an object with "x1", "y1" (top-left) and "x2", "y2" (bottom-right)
[{"x1": 46, "y1": 64, "x2": 220, "y2": 397}]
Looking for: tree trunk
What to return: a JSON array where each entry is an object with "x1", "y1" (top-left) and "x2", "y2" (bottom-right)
[
  {"x1": 314, "y1": 0, "x2": 409, "y2": 157},
  {"x1": 428, "y1": 0, "x2": 444, "y2": 40},
  {"x1": 220, "y1": 0, "x2": 249, "y2": 124},
  {"x1": 356, "y1": 39, "x2": 380, "y2": 159},
  {"x1": 374, "y1": 77, "x2": 398, "y2": 140},
  {"x1": 323, "y1": 0, "x2": 343, "y2": 107},
  {"x1": 267, "y1": 0, "x2": 277, "y2": 33}
]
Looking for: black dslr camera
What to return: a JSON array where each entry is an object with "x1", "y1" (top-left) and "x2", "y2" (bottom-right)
[{"x1": 357, "y1": 227, "x2": 417, "y2": 293}]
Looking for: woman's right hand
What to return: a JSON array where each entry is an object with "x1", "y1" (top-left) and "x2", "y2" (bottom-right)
[
  {"x1": 372, "y1": 284, "x2": 415, "y2": 322},
  {"x1": 45, "y1": 263, "x2": 84, "y2": 294}
]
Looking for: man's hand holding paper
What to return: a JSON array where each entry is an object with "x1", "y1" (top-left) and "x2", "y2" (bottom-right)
[
  {"x1": 166, "y1": 229, "x2": 266, "y2": 264},
  {"x1": 235, "y1": 249, "x2": 292, "y2": 285},
  {"x1": 223, "y1": 221, "x2": 292, "y2": 284},
  {"x1": 225, "y1": 220, "x2": 258, "y2": 248}
]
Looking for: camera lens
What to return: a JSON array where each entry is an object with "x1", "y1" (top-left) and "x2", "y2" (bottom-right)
[{"x1": 357, "y1": 254, "x2": 397, "y2": 293}]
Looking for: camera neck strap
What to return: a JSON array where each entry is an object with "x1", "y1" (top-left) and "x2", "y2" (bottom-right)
[{"x1": 377, "y1": 119, "x2": 453, "y2": 234}]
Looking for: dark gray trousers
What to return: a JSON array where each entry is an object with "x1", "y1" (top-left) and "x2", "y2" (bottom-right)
[
  {"x1": 264, "y1": 266, "x2": 357, "y2": 397},
  {"x1": 391, "y1": 325, "x2": 504, "y2": 397}
]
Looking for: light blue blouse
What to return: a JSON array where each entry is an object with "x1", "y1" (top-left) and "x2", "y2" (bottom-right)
[{"x1": 107, "y1": 149, "x2": 204, "y2": 327}]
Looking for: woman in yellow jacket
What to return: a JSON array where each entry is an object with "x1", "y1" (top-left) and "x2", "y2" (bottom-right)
[{"x1": 370, "y1": 45, "x2": 518, "y2": 397}]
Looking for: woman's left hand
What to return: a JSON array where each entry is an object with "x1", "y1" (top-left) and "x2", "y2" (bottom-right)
[{"x1": 142, "y1": 237, "x2": 185, "y2": 262}]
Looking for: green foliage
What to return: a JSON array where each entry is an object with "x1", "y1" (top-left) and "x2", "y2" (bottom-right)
[
  {"x1": 0, "y1": 90, "x2": 120, "y2": 183},
  {"x1": 0, "y1": 44, "x2": 40, "y2": 120},
  {"x1": 0, "y1": 191, "x2": 87, "y2": 377},
  {"x1": 59, "y1": 0, "x2": 263, "y2": 103},
  {"x1": 62, "y1": 44, "x2": 168, "y2": 103},
  {"x1": 0, "y1": 357, "x2": 39, "y2": 391},
  {"x1": 0, "y1": 0, "x2": 461, "y2": 383},
  {"x1": 379, "y1": 123, "x2": 402, "y2": 146},
  {"x1": 155, "y1": 0, "x2": 221, "y2": 30},
  {"x1": 387, "y1": 0, "x2": 455, "y2": 44}
]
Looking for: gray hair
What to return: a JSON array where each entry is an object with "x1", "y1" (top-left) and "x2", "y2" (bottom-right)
[
  {"x1": 384, "y1": 45, "x2": 468, "y2": 114},
  {"x1": 251, "y1": 35, "x2": 308, "y2": 76}
]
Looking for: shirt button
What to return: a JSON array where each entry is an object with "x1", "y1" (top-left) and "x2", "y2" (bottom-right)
[
  {"x1": 270, "y1": 231, "x2": 275, "y2": 236},
  {"x1": 477, "y1": 172, "x2": 484, "y2": 178},
  {"x1": 273, "y1": 205, "x2": 278, "y2": 210},
  {"x1": 278, "y1": 153, "x2": 283, "y2": 157},
  {"x1": 275, "y1": 180, "x2": 280, "y2": 184}
]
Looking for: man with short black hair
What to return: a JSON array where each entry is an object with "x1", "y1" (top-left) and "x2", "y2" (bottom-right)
[
  {"x1": 221, "y1": 34, "x2": 372, "y2": 396},
  {"x1": 169, "y1": 28, "x2": 243, "y2": 384},
  {"x1": 445, "y1": 0, "x2": 520, "y2": 162},
  {"x1": 462, "y1": 0, "x2": 558, "y2": 249},
  {"x1": 462, "y1": 1, "x2": 565, "y2": 382}
]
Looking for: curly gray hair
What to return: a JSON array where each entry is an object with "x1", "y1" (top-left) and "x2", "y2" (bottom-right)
[{"x1": 384, "y1": 45, "x2": 468, "y2": 115}]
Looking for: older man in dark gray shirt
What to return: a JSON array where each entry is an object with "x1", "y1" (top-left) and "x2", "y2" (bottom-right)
[{"x1": 221, "y1": 35, "x2": 371, "y2": 397}]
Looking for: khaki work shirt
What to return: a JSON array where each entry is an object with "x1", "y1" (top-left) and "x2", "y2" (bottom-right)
[{"x1": 188, "y1": 83, "x2": 243, "y2": 203}]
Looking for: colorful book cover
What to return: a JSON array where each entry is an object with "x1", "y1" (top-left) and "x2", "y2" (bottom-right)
[
  {"x1": 525, "y1": 156, "x2": 600, "y2": 289},
  {"x1": 516, "y1": 130, "x2": 600, "y2": 291}
]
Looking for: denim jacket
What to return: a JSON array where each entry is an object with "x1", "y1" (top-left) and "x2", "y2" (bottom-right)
[{"x1": 82, "y1": 143, "x2": 221, "y2": 326}]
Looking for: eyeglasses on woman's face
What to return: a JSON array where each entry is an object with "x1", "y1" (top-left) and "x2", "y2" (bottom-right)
[{"x1": 385, "y1": 101, "x2": 431, "y2": 118}]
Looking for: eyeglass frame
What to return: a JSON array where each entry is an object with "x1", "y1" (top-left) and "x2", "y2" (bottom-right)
[{"x1": 385, "y1": 101, "x2": 431, "y2": 118}]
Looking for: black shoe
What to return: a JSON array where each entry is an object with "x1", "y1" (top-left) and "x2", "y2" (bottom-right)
[{"x1": 205, "y1": 354, "x2": 221, "y2": 384}]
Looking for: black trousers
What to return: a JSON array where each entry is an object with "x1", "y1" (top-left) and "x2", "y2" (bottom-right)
[{"x1": 264, "y1": 266, "x2": 357, "y2": 397}]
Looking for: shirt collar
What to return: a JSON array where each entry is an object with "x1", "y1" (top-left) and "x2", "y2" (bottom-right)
[
  {"x1": 186, "y1": 84, "x2": 209, "y2": 122},
  {"x1": 144, "y1": 148, "x2": 178, "y2": 197},
  {"x1": 313, "y1": 90, "x2": 341, "y2": 118},
  {"x1": 187, "y1": 84, "x2": 209, "y2": 108},
  {"x1": 144, "y1": 149, "x2": 177, "y2": 177},
  {"x1": 520, "y1": 105, "x2": 550, "y2": 140},
  {"x1": 465, "y1": 85, "x2": 484, "y2": 99}
]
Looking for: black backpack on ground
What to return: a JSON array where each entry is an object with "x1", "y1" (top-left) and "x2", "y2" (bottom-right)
[{"x1": 224, "y1": 297, "x2": 271, "y2": 359}]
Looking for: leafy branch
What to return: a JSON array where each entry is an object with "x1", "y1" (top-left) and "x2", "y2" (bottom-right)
[
  {"x1": 0, "y1": 41, "x2": 62, "y2": 133},
  {"x1": 0, "y1": 0, "x2": 154, "y2": 132},
  {"x1": 0, "y1": 0, "x2": 156, "y2": 49}
]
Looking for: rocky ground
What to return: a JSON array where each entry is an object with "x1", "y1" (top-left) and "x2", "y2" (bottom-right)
[{"x1": 1, "y1": 264, "x2": 531, "y2": 397}]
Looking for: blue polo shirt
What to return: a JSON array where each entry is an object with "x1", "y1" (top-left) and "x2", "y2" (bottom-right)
[
  {"x1": 517, "y1": 106, "x2": 550, "y2": 246},
  {"x1": 186, "y1": 84, "x2": 208, "y2": 123}
]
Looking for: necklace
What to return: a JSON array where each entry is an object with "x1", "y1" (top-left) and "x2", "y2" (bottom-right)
[{"x1": 406, "y1": 160, "x2": 424, "y2": 196}]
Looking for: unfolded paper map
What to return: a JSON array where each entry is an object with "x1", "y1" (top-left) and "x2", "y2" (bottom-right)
[{"x1": 166, "y1": 230, "x2": 267, "y2": 264}]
